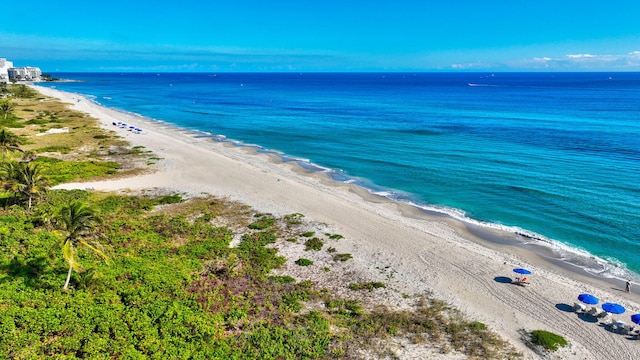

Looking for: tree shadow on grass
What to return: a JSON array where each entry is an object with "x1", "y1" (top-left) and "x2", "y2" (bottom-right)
[
  {"x1": 0, "y1": 196, "x2": 18, "y2": 208},
  {"x1": 0, "y1": 256, "x2": 58, "y2": 289}
]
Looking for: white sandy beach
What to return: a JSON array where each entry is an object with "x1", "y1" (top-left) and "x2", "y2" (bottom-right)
[{"x1": 35, "y1": 85, "x2": 640, "y2": 359}]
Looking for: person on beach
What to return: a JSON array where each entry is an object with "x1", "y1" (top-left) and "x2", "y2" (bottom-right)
[{"x1": 626, "y1": 280, "x2": 631, "y2": 293}]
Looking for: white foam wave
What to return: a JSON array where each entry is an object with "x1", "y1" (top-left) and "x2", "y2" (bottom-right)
[
  {"x1": 360, "y1": 188, "x2": 639, "y2": 283},
  {"x1": 372, "y1": 190, "x2": 395, "y2": 197}
]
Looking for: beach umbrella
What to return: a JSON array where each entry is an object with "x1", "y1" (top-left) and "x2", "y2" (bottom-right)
[
  {"x1": 631, "y1": 314, "x2": 640, "y2": 325},
  {"x1": 513, "y1": 268, "x2": 531, "y2": 275},
  {"x1": 578, "y1": 293, "x2": 599, "y2": 305},
  {"x1": 602, "y1": 302, "x2": 626, "y2": 315}
]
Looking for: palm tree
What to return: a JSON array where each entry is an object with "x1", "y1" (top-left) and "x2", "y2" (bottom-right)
[
  {"x1": 0, "y1": 161, "x2": 19, "y2": 205},
  {"x1": 55, "y1": 201, "x2": 109, "y2": 290},
  {"x1": 17, "y1": 162, "x2": 49, "y2": 210},
  {"x1": 0, "y1": 100, "x2": 14, "y2": 121},
  {"x1": 0, "y1": 162, "x2": 49, "y2": 209},
  {"x1": 0, "y1": 128, "x2": 24, "y2": 161}
]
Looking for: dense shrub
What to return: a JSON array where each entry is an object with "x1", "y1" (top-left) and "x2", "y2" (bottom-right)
[
  {"x1": 248, "y1": 215, "x2": 275, "y2": 230},
  {"x1": 295, "y1": 258, "x2": 314, "y2": 266},
  {"x1": 304, "y1": 237, "x2": 323, "y2": 251},
  {"x1": 531, "y1": 330, "x2": 568, "y2": 351}
]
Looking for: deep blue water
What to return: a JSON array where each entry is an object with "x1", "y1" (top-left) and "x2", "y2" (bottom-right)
[{"x1": 42, "y1": 72, "x2": 640, "y2": 279}]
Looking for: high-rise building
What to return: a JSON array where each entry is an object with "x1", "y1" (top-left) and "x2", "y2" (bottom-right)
[
  {"x1": 0, "y1": 58, "x2": 41, "y2": 82},
  {"x1": 8, "y1": 66, "x2": 42, "y2": 81},
  {"x1": 0, "y1": 58, "x2": 14, "y2": 82}
]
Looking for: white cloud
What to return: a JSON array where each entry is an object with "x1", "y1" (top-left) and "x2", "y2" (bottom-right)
[
  {"x1": 566, "y1": 54, "x2": 596, "y2": 59},
  {"x1": 452, "y1": 51, "x2": 640, "y2": 71},
  {"x1": 451, "y1": 61, "x2": 495, "y2": 70}
]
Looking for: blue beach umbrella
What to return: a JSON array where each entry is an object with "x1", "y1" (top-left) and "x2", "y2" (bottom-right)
[
  {"x1": 578, "y1": 293, "x2": 599, "y2": 305},
  {"x1": 513, "y1": 268, "x2": 532, "y2": 275},
  {"x1": 602, "y1": 302, "x2": 626, "y2": 315},
  {"x1": 631, "y1": 314, "x2": 640, "y2": 325}
]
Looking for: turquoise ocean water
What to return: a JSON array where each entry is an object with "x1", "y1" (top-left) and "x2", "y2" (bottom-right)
[{"x1": 41, "y1": 72, "x2": 640, "y2": 280}]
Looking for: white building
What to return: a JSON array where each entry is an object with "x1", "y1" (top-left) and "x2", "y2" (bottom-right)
[
  {"x1": 8, "y1": 66, "x2": 42, "y2": 81},
  {"x1": 0, "y1": 58, "x2": 42, "y2": 82},
  {"x1": 0, "y1": 58, "x2": 14, "y2": 82}
]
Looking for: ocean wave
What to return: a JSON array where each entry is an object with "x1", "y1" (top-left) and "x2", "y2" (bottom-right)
[{"x1": 344, "y1": 181, "x2": 640, "y2": 283}]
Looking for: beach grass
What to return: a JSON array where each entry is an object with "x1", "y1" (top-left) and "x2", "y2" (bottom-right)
[{"x1": 4, "y1": 90, "x2": 156, "y2": 181}]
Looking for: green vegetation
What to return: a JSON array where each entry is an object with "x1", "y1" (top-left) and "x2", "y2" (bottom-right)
[
  {"x1": 304, "y1": 237, "x2": 324, "y2": 251},
  {"x1": 248, "y1": 215, "x2": 275, "y2": 230},
  {"x1": 530, "y1": 330, "x2": 568, "y2": 351},
  {"x1": 325, "y1": 233, "x2": 344, "y2": 240},
  {"x1": 40, "y1": 74, "x2": 60, "y2": 82},
  {"x1": 295, "y1": 258, "x2": 314, "y2": 266},
  {"x1": 8, "y1": 84, "x2": 38, "y2": 98},
  {"x1": 55, "y1": 201, "x2": 109, "y2": 290},
  {"x1": 0, "y1": 128, "x2": 25, "y2": 161},
  {"x1": 1, "y1": 161, "x2": 50, "y2": 210},
  {"x1": 333, "y1": 253, "x2": 352, "y2": 262},
  {"x1": 0, "y1": 99, "x2": 15, "y2": 121},
  {"x1": 32, "y1": 157, "x2": 120, "y2": 184},
  {"x1": 283, "y1": 213, "x2": 304, "y2": 226},
  {"x1": 0, "y1": 87, "x2": 522, "y2": 359},
  {"x1": 301, "y1": 231, "x2": 315, "y2": 237},
  {"x1": 270, "y1": 275, "x2": 296, "y2": 284}
]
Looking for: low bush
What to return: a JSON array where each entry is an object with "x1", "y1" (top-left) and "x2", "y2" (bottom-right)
[
  {"x1": 270, "y1": 275, "x2": 296, "y2": 284},
  {"x1": 333, "y1": 253, "x2": 352, "y2": 262},
  {"x1": 304, "y1": 237, "x2": 323, "y2": 251},
  {"x1": 295, "y1": 258, "x2": 314, "y2": 266},
  {"x1": 284, "y1": 213, "x2": 304, "y2": 226},
  {"x1": 248, "y1": 215, "x2": 275, "y2": 230},
  {"x1": 531, "y1": 330, "x2": 568, "y2": 351}
]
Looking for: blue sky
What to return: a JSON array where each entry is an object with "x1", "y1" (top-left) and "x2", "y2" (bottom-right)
[{"x1": 2, "y1": 0, "x2": 639, "y2": 72}]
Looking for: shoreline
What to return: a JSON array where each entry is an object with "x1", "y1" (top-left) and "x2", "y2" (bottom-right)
[
  {"x1": 38, "y1": 83, "x2": 638, "y2": 285},
  {"x1": 33, "y1": 85, "x2": 640, "y2": 359}
]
